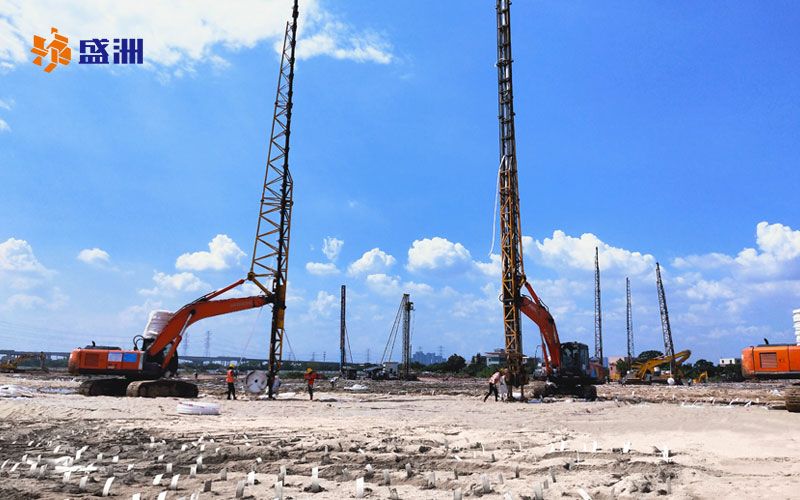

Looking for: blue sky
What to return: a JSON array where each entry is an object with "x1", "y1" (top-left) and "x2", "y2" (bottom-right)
[{"x1": 1, "y1": 1, "x2": 799, "y2": 365}]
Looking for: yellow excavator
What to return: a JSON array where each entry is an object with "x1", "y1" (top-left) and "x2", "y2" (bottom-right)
[
  {"x1": 623, "y1": 350, "x2": 691, "y2": 384},
  {"x1": 0, "y1": 352, "x2": 47, "y2": 372}
]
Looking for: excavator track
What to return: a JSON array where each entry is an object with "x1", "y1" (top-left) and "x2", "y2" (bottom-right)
[
  {"x1": 784, "y1": 385, "x2": 800, "y2": 413},
  {"x1": 126, "y1": 380, "x2": 198, "y2": 398},
  {"x1": 79, "y1": 378, "x2": 130, "y2": 397}
]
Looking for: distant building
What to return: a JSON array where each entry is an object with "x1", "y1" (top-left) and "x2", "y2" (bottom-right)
[
  {"x1": 607, "y1": 356, "x2": 626, "y2": 380},
  {"x1": 485, "y1": 348, "x2": 505, "y2": 366},
  {"x1": 719, "y1": 358, "x2": 740, "y2": 366},
  {"x1": 411, "y1": 349, "x2": 444, "y2": 365}
]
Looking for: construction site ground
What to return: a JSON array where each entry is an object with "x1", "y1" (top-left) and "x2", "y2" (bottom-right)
[{"x1": 0, "y1": 372, "x2": 798, "y2": 500}]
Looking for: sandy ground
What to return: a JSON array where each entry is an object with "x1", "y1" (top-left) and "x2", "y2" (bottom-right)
[{"x1": 0, "y1": 373, "x2": 798, "y2": 500}]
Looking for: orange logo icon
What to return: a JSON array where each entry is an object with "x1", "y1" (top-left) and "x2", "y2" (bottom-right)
[{"x1": 31, "y1": 27, "x2": 71, "y2": 73}]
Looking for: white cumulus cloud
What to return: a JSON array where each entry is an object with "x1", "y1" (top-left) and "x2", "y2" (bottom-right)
[
  {"x1": 175, "y1": 234, "x2": 245, "y2": 272},
  {"x1": 140, "y1": 271, "x2": 209, "y2": 296},
  {"x1": 307, "y1": 290, "x2": 336, "y2": 319},
  {"x1": 77, "y1": 247, "x2": 110, "y2": 265},
  {"x1": 365, "y1": 273, "x2": 400, "y2": 296},
  {"x1": 406, "y1": 237, "x2": 472, "y2": 274},
  {"x1": 0, "y1": 0, "x2": 393, "y2": 74},
  {"x1": 348, "y1": 248, "x2": 396, "y2": 276},
  {"x1": 306, "y1": 262, "x2": 339, "y2": 276},
  {"x1": 322, "y1": 237, "x2": 343, "y2": 261},
  {"x1": 0, "y1": 238, "x2": 49, "y2": 273},
  {"x1": 528, "y1": 230, "x2": 655, "y2": 276}
]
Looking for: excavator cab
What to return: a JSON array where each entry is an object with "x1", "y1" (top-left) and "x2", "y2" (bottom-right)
[{"x1": 559, "y1": 342, "x2": 591, "y2": 379}]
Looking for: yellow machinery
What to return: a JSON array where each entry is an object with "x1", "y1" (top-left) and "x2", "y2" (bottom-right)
[
  {"x1": 692, "y1": 371, "x2": 708, "y2": 384},
  {"x1": 624, "y1": 349, "x2": 691, "y2": 384},
  {"x1": 0, "y1": 352, "x2": 46, "y2": 372}
]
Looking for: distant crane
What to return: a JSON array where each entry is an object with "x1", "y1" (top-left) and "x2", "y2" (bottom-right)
[
  {"x1": 248, "y1": 0, "x2": 299, "y2": 397},
  {"x1": 380, "y1": 294, "x2": 414, "y2": 379},
  {"x1": 594, "y1": 247, "x2": 603, "y2": 370},
  {"x1": 340, "y1": 285, "x2": 346, "y2": 375},
  {"x1": 626, "y1": 277, "x2": 634, "y2": 365},
  {"x1": 655, "y1": 263, "x2": 677, "y2": 379}
]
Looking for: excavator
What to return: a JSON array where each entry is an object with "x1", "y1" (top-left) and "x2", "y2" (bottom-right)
[
  {"x1": 0, "y1": 352, "x2": 47, "y2": 373},
  {"x1": 68, "y1": 0, "x2": 300, "y2": 398},
  {"x1": 494, "y1": 0, "x2": 604, "y2": 401},
  {"x1": 742, "y1": 339, "x2": 800, "y2": 412},
  {"x1": 622, "y1": 349, "x2": 691, "y2": 385},
  {"x1": 68, "y1": 281, "x2": 271, "y2": 396}
]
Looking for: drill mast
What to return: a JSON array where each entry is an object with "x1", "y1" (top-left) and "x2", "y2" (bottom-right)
[
  {"x1": 655, "y1": 263, "x2": 676, "y2": 377},
  {"x1": 248, "y1": 0, "x2": 299, "y2": 383},
  {"x1": 626, "y1": 277, "x2": 634, "y2": 365},
  {"x1": 594, "y1": 247, "x2": 603, "y2": 364},
  {"x1": 496, "y1": 0, "x2": 527, "y2": 388}
]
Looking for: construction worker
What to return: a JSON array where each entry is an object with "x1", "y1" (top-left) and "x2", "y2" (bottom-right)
[
  {"x1": 484, "y1": 368, "x2": 503, "y2": 402},
  {"x1": 304, "y1": 368, "x2": 318, "y2": 400},
  {"x1": 226, "y1": 364, "x2": 237, "y2": 400}
]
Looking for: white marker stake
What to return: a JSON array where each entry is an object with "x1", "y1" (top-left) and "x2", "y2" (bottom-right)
[
  {"x1": 63, "y1": 471, "x2": 71, "y2": 484},
  {"x1": 247, "y1": 471, "x2": 255, "y2": 486},
  {"x1": 157, "y1": 455, "x2": 164, "y2": 463},
  {"x1": 112, "y1": 455, "x2": 119, "y2": 463},
  {"x1": 79, "y1": 475, "x2": 88, "y2": 491},
  {"x1": 382, "y1": 469, "x2": 390, "y2": 486},
  {"x1": 560, "y1": 440, "x2": 565, "y2": 451},
  {"x1": 533, "y1": 484, "x2": 544, "y2": 500},
  {"x1": 549, "y1": 443, "x2": 555, "y2": 453},
  {"x1": 196, "y1": 455, "x2": 203, "y2": 468},
  {"x1": 454, "y1": 455, "x2": 462, "y2": 462},
  {"x1": 219, "y1": 468, "x2": 227, "y2": 481},
  {"x1": 190, "y1": 465, "x2": 197, "y2": 478},
  {"x1": 157, "y1": 492, "x2": 167, "y2": 500},
  {"x1": 623, "y1": 442, "x2": 631, "y2": 454},
  {"x1": 497, "y1": 472, "x2": 504, "y2": 485},
  {"x1": 274, "y1": 480, "x2": 283, "y2": 500},
  {"x1": 454, "y1": 487, "x2": 463, "y2": 500},
  {"x1": 663, "y1": 446, "x2": 670, "y2": 462},
  {"x1": 53, "y1": 445, "x2": 61, "y2": 454},
  {"x1": 97, "y1": 453, "x2": 104, "y2": 461},
  {"x1": 577, "y1": 487, "x2": 592, "y2": 500},
  {"x1": 428, "y1": 471, "x2": 436, "y2": 488},
  {"x1": 312, "y1": 467, "x2": 321, "y2": 492},
  {"x1": 102, "y1": 477, "x2": 115, "y2": 497},
  {"x1": 504, "y1": 493, "x2": 515, "y2": 500},
  {"x1": 132, "y1": 494, "x2": 141, "y2": 500},
  {"x1": 153, "y1": 473, "x2": 163, "y2": 486},
  {"x1": 592, "y1": 441, "x2": 598, "y2": 452},
  {"x1": 482, "y1": 474, "x2": 490, "y2": 493},
  {"x1": 169, "y1": 474, "x2": 180, "y2": 490},
  {"x1": 9, "y1": 463, "x2": 19, "y2": 473},
  {"x1": 405, "y1": 463, "x2": 412, "y2": 478},
  {"x1": 356, "y1": 477, "x2": 365, "y2": 498},
  {"x1": 181, "y1": 444, "x2": 187, "y2": 452},
  {"x1": 166, "y1": 463, "x2": 173, "y2": 474}
]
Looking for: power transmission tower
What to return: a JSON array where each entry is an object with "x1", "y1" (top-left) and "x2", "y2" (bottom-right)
[
  {"x1": 323, "y1": 351, "x2": 326, "y2": 362},
  {"x1": 366, "y1": 348, "x2": 370, "y2": 364},
  {"x1": 311, "y1": 352, "x2": 316, "y2": 362},
  {"x1": 655, "y1": 263, "x2": 676, "y2": 378},
  {"x1": 183, "y1": 331, "x2": 189, "y2": 356},
  {"x1": 626, "y1": 278, "x2": 634, "y2": 365},
  {"x1": 340, "y1": 285, "x2": 346, "y2": 375},
  {"x1": 438, "y1": 345, "x2": 444, "y2": 359},
  {"x1": 594, "y1": 247, "x2": 603, "y2": 366},
  {"x1": 204, "y1": 331, "x2": 211, "y2": 357}
]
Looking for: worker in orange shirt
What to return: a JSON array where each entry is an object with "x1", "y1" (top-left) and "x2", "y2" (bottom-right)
[
  {"x1": 483, "y1": 368, "x2": 503, "y2": 402},
  {"x1": 304, "y1": 368, "x2": 318, "y2": 400},
  {"x1": 226, "y1": 363, "x2": 237, "y2": 400}
]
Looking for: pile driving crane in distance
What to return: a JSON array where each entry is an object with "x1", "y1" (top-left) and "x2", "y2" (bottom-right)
[
  {"x1": 624, "y1": 263, "x2": 691, "y2": 384},
  {"x1": 67, "y1": 0, "x2": 300, "y2": 397},
  {"x1": 593, "y1": 247, "x2": 604, "y2": 377},
  {"x1": 495, "y1": 0, "x2": 603, "y2": 400}
]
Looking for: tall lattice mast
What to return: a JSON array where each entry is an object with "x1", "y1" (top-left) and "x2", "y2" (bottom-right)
[
  {"x1": 496, "y1": 0, "x2": 526, "y2": 388},
  {"x1": 594, "y1": 247, "x2": 603, "y2": 364},
  {"x1": 655, "y1": 263, "x2": 676, "y2": 377},
  {"x1": 626, "y1": 277, "x2": 634, "y2": 365},
  {"x1": 340, "y1": 285, "x2": 346, "y2": 376},
  {"x1": 248, "y1": 0, "x2": 299, "y2": 384},
  {"x1": 402, "y1": 294, "x2": 414, "y2": 379}
]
